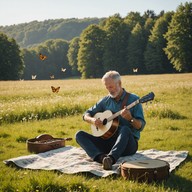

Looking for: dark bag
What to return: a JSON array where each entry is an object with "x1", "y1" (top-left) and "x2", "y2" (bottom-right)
[{"x1": 27, "y1": 134, "x2": 72, "y2": 153}]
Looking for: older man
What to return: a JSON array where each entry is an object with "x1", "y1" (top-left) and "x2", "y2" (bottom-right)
[{"x1": 75, "y1": 71, "x2": 146, "y2": 170}]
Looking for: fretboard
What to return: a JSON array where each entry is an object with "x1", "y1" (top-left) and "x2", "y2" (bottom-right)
[{"x1": 107, "y1": 99, "x2": 140, "y2": 122}]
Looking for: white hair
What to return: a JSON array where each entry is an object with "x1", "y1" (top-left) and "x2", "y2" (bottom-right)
[{"x1": 101, "y1": 71, "x2": 121, "y2": 82}]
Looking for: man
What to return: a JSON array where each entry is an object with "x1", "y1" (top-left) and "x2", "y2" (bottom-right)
[{"x1": 75, "y1": 71, "x2": 146, "y2": 170}]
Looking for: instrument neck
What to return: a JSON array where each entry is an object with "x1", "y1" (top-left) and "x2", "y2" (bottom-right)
[{"x1": 107, "y1": 99, "x2": 139, "y2": 122}]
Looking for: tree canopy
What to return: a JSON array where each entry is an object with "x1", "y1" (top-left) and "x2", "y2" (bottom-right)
[
  {"x1": 0, "y1": 33, "x2": 24, "y2": 80},
  {"x1": 164, "y1": 2, "x2": 192, "y2": 72},
  {"x1": 0, "y1": 18, "x2": 104, "y2": 48},
  {"x1": 78, "y1": 24, "x2": 106, "y2": 78},
  {"x1": 22, "y1": 39, "x2": 70, "y2": 80},
  {"x1": 0, "y1": 3, "x2": 192, "y2": 80},
  {"x1": 144, "y1": 12, "x2": 174, "y2": 73}
]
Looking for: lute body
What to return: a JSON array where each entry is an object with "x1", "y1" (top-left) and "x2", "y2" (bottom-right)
[{"x1": 91, "y1": 92, "x2": 155, "y2": 139}]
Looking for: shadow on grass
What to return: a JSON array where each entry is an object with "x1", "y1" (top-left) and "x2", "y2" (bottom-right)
[{"x1": 163, "y1": 154, "x2": 192, "y2": 192}]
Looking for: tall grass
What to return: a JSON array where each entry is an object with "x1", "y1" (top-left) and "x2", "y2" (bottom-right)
[{"x1": 0, "y1": 73, "x2": 192, "y2": 191}]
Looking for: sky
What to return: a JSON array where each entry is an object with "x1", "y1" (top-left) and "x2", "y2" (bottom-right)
[{"x1": 0, "y1": 0, "x2": 189, "y2": 26}]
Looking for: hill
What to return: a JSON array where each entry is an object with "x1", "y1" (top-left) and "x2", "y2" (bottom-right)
[{"x1": 0, "y1": 18, "x2": 105, "y2": 48}]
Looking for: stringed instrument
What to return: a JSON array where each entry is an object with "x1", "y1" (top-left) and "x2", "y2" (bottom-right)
[{"x1": 91, "y1": 92, "x2": 155, "y2": 139}]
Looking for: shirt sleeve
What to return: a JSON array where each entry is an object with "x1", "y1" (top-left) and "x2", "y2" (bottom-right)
[
  {"x1": 122, "y1": 93, "x2": 146, "y2": 132},
  {"x1": 132, "y1": 102, "x2": 146, "y2": 131},
  {"x1": 83, "y1": 97, "x2": 106, "y2": 119}
]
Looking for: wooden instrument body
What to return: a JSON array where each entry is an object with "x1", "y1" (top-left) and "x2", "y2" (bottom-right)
[
  {"x1": 91, "y1": 110, "x2": 119, "y2": 139},
  {"x1": 90, "y1": 92, "x2": 155, "y2": 139},
  {"x1": 121, "y1": 159, "x2": 170, "y2": 183}
]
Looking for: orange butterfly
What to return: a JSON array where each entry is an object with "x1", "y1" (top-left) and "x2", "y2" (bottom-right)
[
  {"x1": 39, "y1": 53, "x2": 47, "y2": 61},
  {"x1": 51, "y1": 86, "x2": 60, "y2": 93}
]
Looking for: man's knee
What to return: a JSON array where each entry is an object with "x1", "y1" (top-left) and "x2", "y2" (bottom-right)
[{"x1": 75, "y1": 130, "x2": 87, "y2": 142}]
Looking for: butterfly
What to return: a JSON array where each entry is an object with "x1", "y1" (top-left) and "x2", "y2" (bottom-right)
[
  {"x1": 50, "y1": 75, "x2": 54, "y2": 79},
  {"x1": 61, "y1": 68, "x2": 66, "y2": 72},
  {"x1": 39, "y1": 53, "x2": 47, "y2": 61},
  {"x1": 51, "y1": 86, "x2": 60, "y2": 93},
  {"x1": 133, "y1": 68, "x2": 138, "y2": 73},
  {"x1": 31, "y1": 75, "x2": 37, "y2": 80}
]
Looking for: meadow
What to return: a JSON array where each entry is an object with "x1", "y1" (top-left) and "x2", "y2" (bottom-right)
[{"x1": 0, "y1": 73, "x2": 192, "y2": 192}]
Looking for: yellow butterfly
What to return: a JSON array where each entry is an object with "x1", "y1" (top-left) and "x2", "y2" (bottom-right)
[
  {"x1": 32, "y1": 75, "x2": 37, "y2": 80},
  {"x1": 51, "y1": 86, "x2": 60, "y2": 93},
  {"x1": 39, "y1": 53, "x2": 47, "y2": 61},
  {"x1": 61, "y1": 68, "x2": 66, "y2": 72},
  {"x1": 133, "y1": 68, "x2": 138, "y2": 73}
]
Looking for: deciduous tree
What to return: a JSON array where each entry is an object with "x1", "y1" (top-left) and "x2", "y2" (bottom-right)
[
  {"x1": 0, "y1": 33, "x2": 24, "y2": 80},
  {"x1": 164, "y1": 2, "x2": 192, "y2": 72},
  {"x1": 127, "y1": 23, "x2": 146, "y2": 74},
  {"x1": 102, "y1": 14, "x2": 129, "y2": 74},
  {"x1": 67, "y1": 37, "x2": 80, "y2": 76},
  {"x1": 144, "y1": 12, "x2": 174, "y2": 73},
  {"x1": 78, "y1": 24, "x2": 106, "y2": 78}
]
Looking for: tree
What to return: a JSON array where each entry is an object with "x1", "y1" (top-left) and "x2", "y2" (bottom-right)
[
  {"x1": 22, "y1": 39, "x2": 70, "y2": 80},
  {"x1": 124, "y1": 12, "x2": 144, "y2": 31},
  {"x1": 67, "y1": 37, "x2": 80, "y2": 76},
  {"x1": 46, "y1": 39, "x2": 70, "y2": 79},
  {"x1": 22, "y1": 49, "x2": 39, "y2": 80},
  {"x1": 144, "y1": 12, "x2": 174, "y2": 73},
  {"x1": 78, "y1": 24, "x2": 106, "y2": 78},
  {"x1": 143, "y1": 10, "x2": 157, "y2": 19},
  {"x1": 164, "y1": 2, "x2": 192, "y2": 72},
  {"x1": 102, "y1": 14, "x2": 129, "y2": 74},
  {"x1": 143, "y1": 17, "x2": 155, "y2": 40},
  {"x1": 0, "y1": 18, "x2": 103, "y2": 48},
  {"x1": 0, "y1": 33, "x2": 24, "y2": 80},
  {"x1": 127, "y1": 23, "x2": 146, "y2": 74}
]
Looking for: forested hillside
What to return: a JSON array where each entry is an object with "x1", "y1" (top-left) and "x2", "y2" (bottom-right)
[
  {"x1": 0, "y1": 2, "x2": 191, "y2": 80},
  {"x1": 0, "y1": 18, "x2": 104, "y2": 48}
]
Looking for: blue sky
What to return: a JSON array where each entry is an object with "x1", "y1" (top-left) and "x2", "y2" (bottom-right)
[{"x1": 0, "y1": 0, "x2": 189, "y2": 26}]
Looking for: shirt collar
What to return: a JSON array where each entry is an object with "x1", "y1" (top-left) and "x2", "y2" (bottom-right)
[{"x1": 110, "y1": 88, "x2": 126, "y2": 102}]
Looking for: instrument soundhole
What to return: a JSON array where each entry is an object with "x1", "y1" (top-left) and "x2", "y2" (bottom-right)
[{"x1": 103, "y1": 118, "x2": 107, "y2": 125}]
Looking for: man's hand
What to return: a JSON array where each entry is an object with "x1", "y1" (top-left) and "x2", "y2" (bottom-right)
[
  {"x1": 84, "y1": 113, "x2": 103, "y2": 127},
  {"x1": 93, "y1": 118, "x2": 103, "y2": 127},
  {"x1": 121, "y1": 106, "x2": 132, "y2": 121},
  {"x1": 120, "y1": 106, "x2": 142, "y2": 129}
]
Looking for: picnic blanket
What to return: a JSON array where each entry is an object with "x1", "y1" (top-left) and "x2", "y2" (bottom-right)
[{"x1": 4, "y1": 146, "x2": 188, "y2": 177}]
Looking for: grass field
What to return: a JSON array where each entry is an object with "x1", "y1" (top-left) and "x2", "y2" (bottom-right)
[{"x1": 0, "y1": 73, "x2": 192, "y2": 192}]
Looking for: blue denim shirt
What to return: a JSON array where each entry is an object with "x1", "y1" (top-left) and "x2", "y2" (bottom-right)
[{"x1": 84, "y1": 89, "x2": 146, "y2": 140}]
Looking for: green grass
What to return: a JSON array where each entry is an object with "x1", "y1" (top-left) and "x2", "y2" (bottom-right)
[{"x1": 0, "y1": 73, "x2": 192, "y2": 191}]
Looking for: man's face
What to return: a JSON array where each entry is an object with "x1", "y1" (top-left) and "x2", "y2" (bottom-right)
[{"x1": 103, "y1": 78, "x2": 121, "y2": 98}]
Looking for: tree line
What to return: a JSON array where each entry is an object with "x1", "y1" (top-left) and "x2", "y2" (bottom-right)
[{"x1": 0, "y1": 2, "x2": 191, "y2": 80}]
